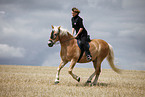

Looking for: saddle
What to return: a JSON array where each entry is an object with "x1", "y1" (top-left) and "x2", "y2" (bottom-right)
[{"x1": 77, "y1": 37, "x2": 90, "y2": 62}]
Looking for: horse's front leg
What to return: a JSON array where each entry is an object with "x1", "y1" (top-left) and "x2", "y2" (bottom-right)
[
  {"x1": 55, "y1": 60, "x2": 68, "y2": 84},
  {"x1": 68, "y1": 59, "x2": 80, "y2": 82}
]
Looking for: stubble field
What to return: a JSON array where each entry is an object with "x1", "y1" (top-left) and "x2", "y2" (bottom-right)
[{"x1": 0, "y1": 65, "x2": 144, "y2": 97}]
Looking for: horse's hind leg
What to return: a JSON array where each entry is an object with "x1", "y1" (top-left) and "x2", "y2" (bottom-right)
[
  {"x1": 85, "y1": 59, "x2": 97, "y2": 85},
  {"x1": 85, "y1": 72, "x2": 95, "y2": 85},
  {"x1": 91, "y1": 58, "x2": 102, "y2": 86},
  {"x1": 55, "y1": 60, "x2": 68, "y2": 84}
]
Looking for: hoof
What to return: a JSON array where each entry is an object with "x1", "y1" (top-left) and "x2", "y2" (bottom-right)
[
  {"x1": 86, "y1": 80, "x2": 91, "y2": 83},
  {"x1": 54, "y1": 81, "x2": 59, "y2": 85},
  {"x1": 77, "y1": 77, "x2": 80, "y2": 82},
  {"x1": 84, "y1": 81, "x2": 91, "y2": 86},
  {"x1": 90, "y1": 83, "x2": 97, "y2": 86}
]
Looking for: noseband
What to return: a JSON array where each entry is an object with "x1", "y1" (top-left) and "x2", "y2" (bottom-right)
[{"x1": 48, "y1": 29, "x2": 60, "y2": 47}]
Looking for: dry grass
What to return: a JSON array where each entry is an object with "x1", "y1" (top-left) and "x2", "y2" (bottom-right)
[{"x1": 0, "y1": 65, "x2": 144, "y2": 97}]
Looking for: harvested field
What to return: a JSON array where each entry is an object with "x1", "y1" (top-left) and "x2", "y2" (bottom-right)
[{"x1": 0, "y1": 65, "x2": 144, "y2": 97}]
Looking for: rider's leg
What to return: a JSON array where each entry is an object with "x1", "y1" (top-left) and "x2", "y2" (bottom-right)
[{"x1": 81, "y1": 36, "x2": 92, "y2": 61}]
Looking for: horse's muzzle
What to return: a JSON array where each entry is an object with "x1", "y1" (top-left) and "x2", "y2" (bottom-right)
[{"x1": 48, "y1": 40, "x2": 54, "y2": 47}]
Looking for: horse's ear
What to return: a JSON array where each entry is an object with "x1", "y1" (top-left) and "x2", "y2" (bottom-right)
[
  {"x1": 58, "y1": 26, "x2": 61, "y2": 30},
  {"x1": 51, "y1": 25, "x2": 54, "y2": 29}
]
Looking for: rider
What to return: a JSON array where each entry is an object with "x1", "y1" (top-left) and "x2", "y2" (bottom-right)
[{"x1": 71, "y1": 7, "x2": 92, "y2": 61}]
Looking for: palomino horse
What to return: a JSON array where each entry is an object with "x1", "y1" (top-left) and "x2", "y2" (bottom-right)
[{"x1": 48, "y1": 25, "x2": 121, "y2": 86}]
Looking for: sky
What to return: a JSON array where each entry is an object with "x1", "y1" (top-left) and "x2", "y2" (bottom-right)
[{"x1": 0, "y1": 0, "x2": 145, "y2": 70}]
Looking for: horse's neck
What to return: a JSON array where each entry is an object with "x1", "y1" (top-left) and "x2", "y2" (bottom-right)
[{"x1": 59, "y1": 32, "x2": 75, "y2": 46}]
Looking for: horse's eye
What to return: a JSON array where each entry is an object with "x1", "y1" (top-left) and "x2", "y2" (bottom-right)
[{"x1": 54, "y1": 34, "x2": 57, "y2": 36}]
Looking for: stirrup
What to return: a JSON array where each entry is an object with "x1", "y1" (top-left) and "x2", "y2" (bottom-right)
[{"x1": 87, "y1": 55, "x2": 92, "y2": 61}]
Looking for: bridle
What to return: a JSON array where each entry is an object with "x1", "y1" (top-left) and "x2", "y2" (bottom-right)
[
  {"x1": 48, "y1": 29, "x2": 75, "y2": 47},
  {"x1": 50, "y1": 29, "x2": 60, "y2": 40},
  {"x1": 48, "y1": 29, "x2": 60, "y2": 47}
]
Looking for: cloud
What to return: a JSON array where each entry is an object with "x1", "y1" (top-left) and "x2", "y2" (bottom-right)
[
  {"x1": 123, "y1": 0, "x2": 145, "y2": 9},
  {"x1": 0, "y1": 44, "x2": 25, "y2": 58},
  {"x1": 0, "y1": 11, "x2": 5, "y2": 14},
  {"x1": 42, "y1": 51, "x2": 61, "y2": 67}
]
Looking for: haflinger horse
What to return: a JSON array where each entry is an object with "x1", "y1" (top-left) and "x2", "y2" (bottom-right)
[{"x1": 48, "y1": 25, "x2": 121, "y2": 86}]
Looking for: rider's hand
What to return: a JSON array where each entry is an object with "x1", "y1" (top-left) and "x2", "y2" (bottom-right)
[{"x1": 74, "y1": 35, "x2": 78, "y2": 39}]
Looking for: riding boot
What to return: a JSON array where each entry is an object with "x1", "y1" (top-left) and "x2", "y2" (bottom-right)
[{"x1": 86, "y1": 50, "x2": 92, "y2": 61}]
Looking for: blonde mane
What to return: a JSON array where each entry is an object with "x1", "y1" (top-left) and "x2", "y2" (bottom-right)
[{"x1": 53, "y1": 26, "x2": 69, "y2": 36}]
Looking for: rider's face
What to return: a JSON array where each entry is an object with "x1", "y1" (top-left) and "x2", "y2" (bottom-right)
[{"x1": 72, "y1": 11, "x2": 78, "y2": 17}]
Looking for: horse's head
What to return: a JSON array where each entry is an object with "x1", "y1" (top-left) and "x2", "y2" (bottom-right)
[{"x1": 48, "y1": 25, "x2": 61, "y2": 47}]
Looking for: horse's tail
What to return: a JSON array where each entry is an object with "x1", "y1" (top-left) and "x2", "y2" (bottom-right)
[{"x1": 107, "y1": 44, "x2": 121, "y2": 73}]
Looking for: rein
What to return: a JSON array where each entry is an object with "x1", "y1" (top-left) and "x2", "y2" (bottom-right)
[
  {"x1": 50, "y1": 28, "x2": 75, "y2": 46},
  {"x1": 55, "y1": 38, "x2": 75, "y2": 45}
]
